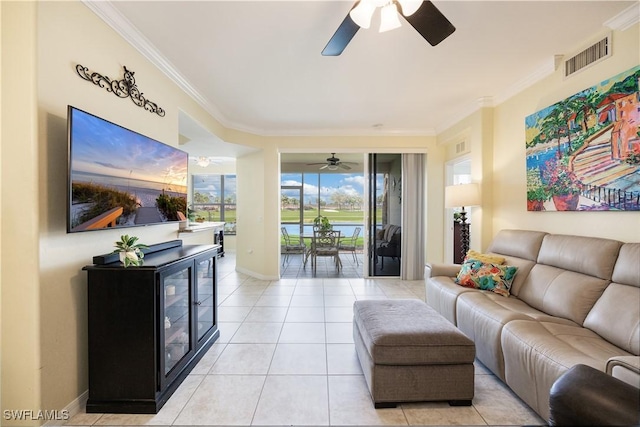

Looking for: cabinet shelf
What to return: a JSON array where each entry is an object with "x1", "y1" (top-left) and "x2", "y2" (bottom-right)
[{"x1": 84, "y1": 241, "x2": 220, "y2": 414}]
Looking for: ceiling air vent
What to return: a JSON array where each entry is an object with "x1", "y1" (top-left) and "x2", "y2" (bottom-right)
[
  {"x1": 455, "y1": 141, "x2": 466, "y2": 154},
  {"x1": 564, "y1": 35, "x2": 611, "y2": 78}
]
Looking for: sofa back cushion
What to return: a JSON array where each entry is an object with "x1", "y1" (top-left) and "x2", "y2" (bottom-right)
[
  {"x1": 499, "y1": 256, "x2": 536, "y2": 297},
  {"x1": 516, "y1": 234, "x2": 622, "y2": 325},
  {"x1": 518, "y1": 266, "x2": 610, "y2": 325},
  {"x1": 611, "y1": 243, "x2": 640, "y2": 287},
  {"x1": 584, "y1": 243, "x2": 640, "y2": 355},
  {"x1": 485, "y1": 230, "x2": 547, "y2": 296},
  {"x1": 487, "y1": 229, "x2": 547, "y2": 261},
  {"x1": 536, "y1": 234, "x2": 622, "y2": 280}
]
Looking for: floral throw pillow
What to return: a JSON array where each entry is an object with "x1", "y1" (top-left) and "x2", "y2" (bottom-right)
[{"x1": 454, "y1": 259, "x2": 518, "y2": 297}]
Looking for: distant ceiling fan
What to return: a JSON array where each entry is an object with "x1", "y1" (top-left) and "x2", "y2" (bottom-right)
[
  {"x1": 307, "y1": 153, "x2": 357, "y2": 170},
  {"x1": 322, "y1": 0, "x2": 455, "y2": 56}
]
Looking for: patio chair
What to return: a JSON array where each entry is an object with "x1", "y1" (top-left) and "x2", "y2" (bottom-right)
[
  {"x1": 281, "y1": 227, "x2": 306, "y2": 264},
  {"x1": 312, "y1": 229, "x2": 342, "y2": 274},
  {"x1": 339, "y1": 227, "x2": 361, "y2": 265}
]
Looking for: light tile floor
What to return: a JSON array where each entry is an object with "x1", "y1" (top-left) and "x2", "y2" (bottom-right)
[{"x1": 64, "y1": 252, "x2": 546, "y2": 426}]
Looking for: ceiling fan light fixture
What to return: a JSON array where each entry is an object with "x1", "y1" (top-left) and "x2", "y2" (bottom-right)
[
  {"x1": 379, "y1": 3, "x2": 402, "y2": 32},
  {"x1": 349, "y1": 0, "x2": 376, "y2": 29},
  {"x1": 327, "y1": 164, "x2": 339, "y2": 171},
  {"x1": 397, "y1": 0, "x2": 421, "y2": 16},
  {"x1": 196, "y1": 156, "x2": 210, "y2": 168}
]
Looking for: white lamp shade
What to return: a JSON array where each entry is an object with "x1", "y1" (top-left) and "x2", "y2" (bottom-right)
[
  {"x1": 397, "y1": 0, "x2": 422, "y2": 16},
  {"x1": 379, "y1": 3, "x2": 402, "y2": 32},
  {"x1": 445, "y1": 183, "x2": 481, "y2": 208},
  {"x1": 349, "y1": 0, "x2": 376, "y2": 29}
]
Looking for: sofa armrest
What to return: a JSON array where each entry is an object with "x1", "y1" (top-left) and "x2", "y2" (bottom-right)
[
  {"x1": 607, "y1": 356, "x2": 640, "y2": 389},
  {"x1": 425, "y1": 262, "x2": 461, "y2": 278},
  {"x1": 549, "y1": 364, "x2": 640, "y2": 426}
]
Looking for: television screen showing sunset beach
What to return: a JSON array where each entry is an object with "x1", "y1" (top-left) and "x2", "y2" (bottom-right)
[{"x1": 68, "y1": 107, "x2": 188, "y2": 232}]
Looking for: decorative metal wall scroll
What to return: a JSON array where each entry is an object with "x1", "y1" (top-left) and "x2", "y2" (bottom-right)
[{"x1": 76, "y1": 64, "x2": 165, "y2": 117}]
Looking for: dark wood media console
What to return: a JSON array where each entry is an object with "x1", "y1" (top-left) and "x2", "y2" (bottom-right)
[{"x1": 83, "y1": 240, "x2": 220, "y2": 413}]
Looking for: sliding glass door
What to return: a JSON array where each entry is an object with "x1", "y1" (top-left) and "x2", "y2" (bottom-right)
[{"x1": 367, "y1": 153, "x2": 402, "y2": 277}]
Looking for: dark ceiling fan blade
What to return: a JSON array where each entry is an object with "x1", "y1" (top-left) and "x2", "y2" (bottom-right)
[
  {"x1": 403, "y1": 1, "x2": 455, "y2": 47},
  {"x1": 321, "y1": 11, "x2": 360, "y2": 56}
]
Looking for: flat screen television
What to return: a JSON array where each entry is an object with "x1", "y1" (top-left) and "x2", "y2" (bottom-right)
[{"x1": 67, "y1": 106, "x2": 188, "y2": 233}]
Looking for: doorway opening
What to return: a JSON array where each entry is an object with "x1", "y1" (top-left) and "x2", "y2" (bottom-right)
[
  {"x1": 280, "y1": 154, "x2": 365, "y2": 278},
  {"x1": 367, "y1": 153, "x2": 402, "y2": 277}
]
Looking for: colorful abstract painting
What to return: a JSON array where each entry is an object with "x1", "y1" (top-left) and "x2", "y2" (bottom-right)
[{"x1": 525, "y1": 66, "x2": 640, "y2": 211}]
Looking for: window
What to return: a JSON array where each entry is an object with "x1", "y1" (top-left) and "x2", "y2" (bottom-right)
[
  {"x1": 280, "y1": 171, "x2": 364, "y2": 236},
  {"x1": 192, "y1": 174, "x2": 236, "y2": 234}
]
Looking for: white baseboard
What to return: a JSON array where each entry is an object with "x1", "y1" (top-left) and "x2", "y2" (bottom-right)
[
  {"x1": 43, "y1": 390, "x2": 88, "y2": 426},
  {"x1": 235, "y1": 265, "x2": 279, "y2": 281}
]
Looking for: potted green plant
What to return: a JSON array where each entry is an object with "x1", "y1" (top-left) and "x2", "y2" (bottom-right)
[
  {"x1": 113, "y1": 234, "x2": 148, "y2": 267},
  {"x1": 313, "y1": 215, "x2": 332, "y2": 231}
]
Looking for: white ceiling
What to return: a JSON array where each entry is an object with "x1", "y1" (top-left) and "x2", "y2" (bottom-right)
[{"x1": 91, "y1": 0, "x2": 637, "y2": 141}]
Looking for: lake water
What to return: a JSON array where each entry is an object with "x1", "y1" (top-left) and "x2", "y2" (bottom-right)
[{"x1": 282, "y1": 224, "x2": 364, "y2": 238}]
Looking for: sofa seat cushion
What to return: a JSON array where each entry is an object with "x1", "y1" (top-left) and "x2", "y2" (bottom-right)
[
  {"x1": 353, "y1": 299, "x2": 475, "y2": 366},
  {"x1": 458, "y1": 292, "x2": 580, "y2": 326},
  {"x1": 503, "y1": 320, "x2": 632, "y2": 370},
  {"x1": 455, "y1": 291, "x2": 578, "y2": 379},
  {"x1": 501, "y1": 319, "x2": 633, "y2": 421}
]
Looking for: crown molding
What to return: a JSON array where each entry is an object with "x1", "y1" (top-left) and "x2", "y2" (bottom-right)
[
  {"x1": 604, "y1": 3, "x2": 640, "y2": 31},
  {"x1": 477, "y1": 96, "x2": 494, "y2": 108},
  {"x1": 82, "y1": 1, "x2": 438, "y2": 138},
  {"x1": 83, "y1": 1, "x2": 636, "y2": 139},
  {"x1": 494, "y1": 57, "x2": 557, "y2": 105},
  {"x1": 82, "y1": 1, "x2": 231, "y2": 128}
]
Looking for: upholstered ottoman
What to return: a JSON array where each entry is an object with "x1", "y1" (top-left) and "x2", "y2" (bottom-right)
[{"x1": 353, "y1": 299, "x2": 475, "y2": 408}]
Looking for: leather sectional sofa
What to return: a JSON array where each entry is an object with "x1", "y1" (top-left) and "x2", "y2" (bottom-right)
[{"x1": 425, "y1": 229, "x2": 639, "y2": 421}]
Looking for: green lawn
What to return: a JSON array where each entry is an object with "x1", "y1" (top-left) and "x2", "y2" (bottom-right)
[{"x1": 281, "y1": 209, "x2": 377, "y2": 223}]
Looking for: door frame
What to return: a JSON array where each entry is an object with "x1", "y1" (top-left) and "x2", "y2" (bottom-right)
[
  {"x1": 280, "y1": 185, "x2": 304, "y2": 235},
  {"x1": 444, "y1": 156, "x2": 471, "y2": 264}
]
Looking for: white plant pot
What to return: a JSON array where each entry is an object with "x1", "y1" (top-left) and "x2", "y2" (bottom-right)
[{"x1": 119, "y1": 251, "x2": 139, "y2": 265}]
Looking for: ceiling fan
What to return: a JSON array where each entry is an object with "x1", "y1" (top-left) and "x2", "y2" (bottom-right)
[
  {"x1": 307, "y1": 153, "x2": 357, "y2": 170},
  {"x1": 191, "y1": 156, "x2": 223, "y2": 168},
  {"x1": 322, "y1": 0, "x2": 455, "y2": 56}
]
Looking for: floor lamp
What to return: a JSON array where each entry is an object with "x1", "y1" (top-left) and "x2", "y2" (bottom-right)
[{"x1": 445, "y1": 183, "x2": 481, "y2": 261}]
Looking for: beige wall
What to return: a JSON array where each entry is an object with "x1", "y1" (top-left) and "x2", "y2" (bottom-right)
[
  {"x1": 491, "y1": 23, "x2": 640, "y2": 243},
  {"x1": 2, "y1": 1, "x2": 230, "y2": 423},
  {"x1": 226, "y1": 133, "x2": 444, "y2": 279},
  {"x1": 437, "y1": 108, "x2": 493, "y2": 251},
  {"x1": 2, "y1": 2, "x2": 41, "y2": 424},
  {"x1": 1, "y1": 1, "x2": 638, "y2": 423},
  {"x1": 438, "y1": 23, "x2": 640, "y2": 248}
]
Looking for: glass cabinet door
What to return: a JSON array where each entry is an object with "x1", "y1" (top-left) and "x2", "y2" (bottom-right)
[
  {"x1": 195, "y1": 256, "x2": 215, "y2": 342},
  {"x1": 162, "y1": 266, "x2": 191, "y2": 375}
]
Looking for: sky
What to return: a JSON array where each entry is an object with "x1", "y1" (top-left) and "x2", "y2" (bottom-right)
[
  {"x1": 70, "y1": 107, "x2": 188, "y2": 187},
  {"x1": 281, "y1": 173, "x2": 376, "y2": 202},
  {"x1": 192, "y1": 174, "x2": 236, "y2": 201}
]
